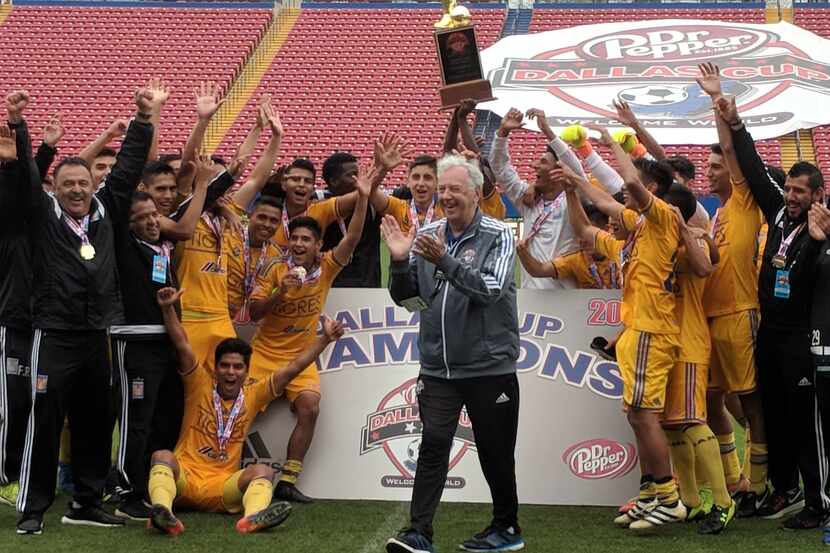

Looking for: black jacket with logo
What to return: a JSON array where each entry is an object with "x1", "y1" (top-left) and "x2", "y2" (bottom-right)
[{"x1": 28, "y1": 118, "x2": 152, "y2": 331}]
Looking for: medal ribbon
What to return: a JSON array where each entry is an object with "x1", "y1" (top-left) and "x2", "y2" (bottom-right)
[
  {"x1": 410, "y1": 199, "x2": 435, "y2": 231},
  {"x1": 201, "y1": 213, "x2": 224, "y2": 265},
  {"x1": 212, "y1": 388, "x2": 245, "y2": 459},
  {"x1": 775, "y1": 222, "x2": 806, "y2": 261},
  {"x1": 524, "y1": 194, "x2": 565, "y2": 241},
  {"x1": 238, "y1": 226, "x2": 269, "y2": 323},
  {"x1": 137, "y1": 238, "x2": 172, "y2": 261},
  {"x1": 63, "y1": 213, "x2": 92, "y2": 250},
  {"x1": 709, "y1": 208, "x2": 720, "y2": 238}
]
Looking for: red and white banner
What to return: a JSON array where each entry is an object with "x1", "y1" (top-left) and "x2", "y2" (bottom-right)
[
  {"x1": 240, "y1": 289, "x2": 638, "y2": 506},
  {"x1": 479, "y1": 20, "x2": 830, "y2": 144}
]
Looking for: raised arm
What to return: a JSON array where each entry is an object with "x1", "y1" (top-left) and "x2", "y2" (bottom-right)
[
  {"x1": 145, "y1": 78, "x2": 170, "y2": 163},
  {"x1": 232, "y1": 100, "x2": 283, "y2": 209},
  {"x1": 674, "y1": 206, "x2": 713, "y2": 277},
  {"x1": 156, "y1": 288, "x2": 196, "y2": 374},
  {"x1": 160, "y1": 155, "x2": 214, "y2": 241},
  {"x1": 5, "y1": 90, "x2": 46, "y2": 217},
  {"x1": 527, "y1": 108, "x2": 587, "y2": 180},
  {"x1": 456, "y1": 99, "x2": 480, "y2": 154},
  {"x1": 696, "y1": 63, "x2": 744, "y2": 184},
  {"x1": 78, "y1": 118, "x2": 128, "y2": 167},
  {"x1": 177, "y1": 81, "x2": 224, "y2": 195},
  {"x1": 270, "y1": 316, "x2": 344, "y2": 396},
  {"x1": 613, "y1": 99, "x2": 666, "y2": 160},
  {"x1": 558, "y1": 164, "x2": 624, "y2": 220},
  {"x1": 229, "y1": 95, "x2": 268, "y2": 177},
  {"x1": 36, "y1": 113, "x2": 63, "y2": 181},
  {"x1": 587, "y1": 123, "x2": 650, "y2": 211},
  {"x1": 515, "y1": 238, "x2": 557, "y2": 278},
  {"x1": 564, "y1": 184, "x2": 602, "y2": 243},
  {"x1": 331, "y1": 164, "x2": 372, "y2": 265},
  {"x1": 369, "y1": 132, "x2": 416, "y2": 215},
  {"x1": 490, "y1": 108, "x2": 529, "y2": 202},
  {"x1": 383, "y1": 214, "x2": 420, "y2": 304}
]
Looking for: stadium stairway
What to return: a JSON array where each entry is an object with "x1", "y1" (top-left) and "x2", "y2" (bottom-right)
[
  {"x1": 767, "y1": 1, "x2": 817, "y2": 171},
  {"x1": 0, "y1": 3, "x2": 11, "y2": 27},
  {"x1": 203, "y1": 5, "x2": 300, "y2": 153}
]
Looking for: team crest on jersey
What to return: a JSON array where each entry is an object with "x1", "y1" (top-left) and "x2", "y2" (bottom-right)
[
  {"x1": 459, "y1": 248, "x2": 476, "y2": 266},
  {"x1": 360, "y1": 378, "x2": 473, "y2": 488}
]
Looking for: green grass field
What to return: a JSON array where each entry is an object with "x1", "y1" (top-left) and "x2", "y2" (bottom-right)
[{"x1": 1, "y1": 496, "x2": 827, "y2": 553}]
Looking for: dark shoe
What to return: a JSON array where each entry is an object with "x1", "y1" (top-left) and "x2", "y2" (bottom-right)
[
  {"x1": 61, "y1": 502, "x2": 125, "y2": 527},
  {"x1": 698, "y1": 501, "x2": 735, "y2": 535},
  {"x1": 736, "y1": 487, "x2": 769, "y2": 518},
  {"x1": 103, "y1": 469, "x2": 129, "y2": 505},
  {"x1": 147, "y1": 504, "x2": 184, "y2": 536},
  {"x1": 273, "y1": 481, "x2": 313, "y2": 504},
  {"x1": 782, "y1": 506, "x2": 825, "y2": 530},
  {"x1": 460, "y1": 525, "x2": 525, "y2": 551},
  {"x1": 115, "y1": 498, "x2": 152, "y2": 521},
  {"x1": 757, "y1": 488, "x2": 804, "y2": 520},
  {"x1": 16, "y1": 514, "x2": 43, "y2": 535},
  {"x1": 386, "y1": 527, "x2": 434, "y2": 553},
  {"x1": 235, "y1": 500, "x2": 291, "y2": 533}
]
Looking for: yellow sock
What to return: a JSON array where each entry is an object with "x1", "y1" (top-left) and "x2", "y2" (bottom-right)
[
  {"x1": 638, "y1": 477, "x2": 656, "y2": 501},
  {"x1": 666, "y1": 430, "x2": 699, "y2": 508},
  {"x1": 654, "y1": 477, "x2": 680, "y2": 506},
  {"x1": 749, "y1": 442, "x2": 768, "y2": 495},
  {"x1": 243, "y1": 477, "x2": 273, "y2": 516},
  {"x1": 280, "y1": 459, "x2": 303, "y2": 485},
  {"x1": 687, "y1": 425, "x2": 731, "y2": 508},
  {"x1": 717, "y1": 433, "x2": 741, "y2": 487},
  {"x1": 59, "y1": 422, "x2": 72, "y2": 464},
  {"x1": 741, "y1": 426, "x2": 752, "y2": 479},
  {"x1": 148, "y1": 464, "x2": 177, "y2": 510}
]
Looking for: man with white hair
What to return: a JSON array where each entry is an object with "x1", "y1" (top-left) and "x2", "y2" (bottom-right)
[{"x1": 382, "y1": 155, "x2": 523, "y2": 553}]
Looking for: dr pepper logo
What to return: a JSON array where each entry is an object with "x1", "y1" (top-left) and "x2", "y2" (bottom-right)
[
  {"x1": 562, "y1": 439, "x2": 637, "y2": 480},
  {"x1": 580, "y1": 26, "x2": 769, "y2": 62}
]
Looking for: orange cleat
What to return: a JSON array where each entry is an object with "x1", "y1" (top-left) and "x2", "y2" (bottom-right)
[
  {"x1": 236, "y1": 501, "x2": 291, "y2": 534},
  {"x1": 147, "y1": 505, "x2": 184, "y2": 536}
]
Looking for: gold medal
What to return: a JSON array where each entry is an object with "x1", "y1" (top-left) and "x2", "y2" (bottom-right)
[
  {"x1": 80, "y1": 243, "x2": 96, "y2": 260},
  {"x1": 772, "y1": 254, "x2": 786, "y2": 269}
]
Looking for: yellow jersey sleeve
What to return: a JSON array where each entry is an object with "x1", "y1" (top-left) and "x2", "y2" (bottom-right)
[
  {"x1": 641, "y1": 195, "x2": 676, "y2": 231},
  {"x1": 480, "y1": 190, "x2": 506, "y2": 220},
  {"x1": 552, "y1": 252, "x2": 581, "y2": 282},
  {"x1": 594, "y1": 230, "x2": 623, "y2": 262},
  {"x1": 250, "y1": 376, "x2": 280, "y2": 412},
  {"x1": 619, "y1": 208, "x2": 641, "y2": 233},
  {"x1": 307, "y1": 197, "x2": 340, "y2": 232},
  {"x1": 385, "y1": 196, "x2": 413, "y2": 233}
]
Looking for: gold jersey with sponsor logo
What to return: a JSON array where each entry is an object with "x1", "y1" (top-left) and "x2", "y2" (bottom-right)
[{"x1": 175, "y1": 216, "x2": 231, "y2": 319}]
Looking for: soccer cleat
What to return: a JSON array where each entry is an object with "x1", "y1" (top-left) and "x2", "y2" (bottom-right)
[
  {"x1": 629, "y1": 501, "x2": 687, "y2": 531},
  {"x1": 16, "y1": 514, "x2": 43, "y2": 535},
  {"x1": 757, "y1": 487, "x2": 804, "y2": 520},
  {"x1": 147, "y1": 504, "x2": 184, "y2": 536},
  {"x1": 57, "y1": 462, "x2": 75, "y2": 495},
  {"x1": 386, "y1": 528, "x2": 435, "y2": 553},
  {"x1": 115, "y1": 498, "x2": 152, "y2": 521},
  {"x1": 736, "y1": 486, "x2": 770, "y2": 518},
  {"x1": 617, "y1": 495, "x2": 637, "y2": 515},
  {"x1": 698, "y1": 501, "x2": 735, "y2": 535},
  {"x1": 0, "y1": 481, "x2": 20, "y2": 507},
  {"x1": 236, "y1": 501, "x2": 292, "y2": 534},
  {"x1": 273, "y1": 481, "x2": 314, "y2": 504},
  {"x1": 686, "y1": 488, "x2": 714, "y2": 522},
  {"x1": 782, "y1": 506, "x2": 826, "y2": 530},
  {"x1": 61, "y1": 502, "x2": 125, "y2": 527},
  {"x1": 459, "y1": 525, "x2": 525, "y2": 552},
  {"x1": 614, "y1": 498, "x2": 656, "y2": 527}
]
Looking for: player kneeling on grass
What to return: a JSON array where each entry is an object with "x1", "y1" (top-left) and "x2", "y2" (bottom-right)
[{"x1": 146, "y1": 287, "x2": 344, "y2": 535}]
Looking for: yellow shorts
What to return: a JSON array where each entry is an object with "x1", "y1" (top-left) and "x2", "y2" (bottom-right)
[
  {"x1": 181, "y1": 316, "x2": 237, "y2": 371},
  {"x1": 663, "y1": 362, "x2": 708, "y2": 426},
  {"x1": 174, "y1": 462, "x2": 244, "y2": 514},
  {"x1": 249, "y1": 347, "x2": 320, "y2": 403},
  {"x1": 709, "y1": 309, "x2": 759, "y2": 394},
  {"x1": 617, "y1": 328, "x2": 679, "y2": 411}
]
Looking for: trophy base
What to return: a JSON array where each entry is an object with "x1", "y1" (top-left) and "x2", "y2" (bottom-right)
[{"x1": 438, "y1": 79, "x2": 496, "y2": 111}]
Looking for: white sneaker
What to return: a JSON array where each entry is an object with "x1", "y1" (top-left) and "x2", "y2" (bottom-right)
[
  {"x1": 629, "y1": 502, "x2": 687, "y2": 531},
  {"x1": 614, "y1": 498, "x2": 657, "y2": 527}
]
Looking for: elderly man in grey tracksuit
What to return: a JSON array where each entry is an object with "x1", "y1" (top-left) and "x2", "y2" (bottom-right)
[{"x1": 382, "y1": 154, "x2": 523, "y2": 553}]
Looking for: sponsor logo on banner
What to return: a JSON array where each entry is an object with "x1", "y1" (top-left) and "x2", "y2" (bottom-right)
[
  {"x1": 562, "y1": 438, "x2": 638, "y2": 480},
  {"x1": 480, "y1": 20, "x2": 830, "y2": 142},
  {"x1": 360, "y1": 378, "x2": 474, "y2": 489}
]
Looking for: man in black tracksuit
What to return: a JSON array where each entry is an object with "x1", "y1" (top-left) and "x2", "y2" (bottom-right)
[
  {"x1": 728, "y1": 104, "x2": 828, "y2": 527},
  {"x1": 109, "y1": 166, "x2": 236, "y2": 519},
  {"x1": 384, "y1": 155, "x2": 522, "y2": 553},
  {"x1": 0, "y1": 96, "x2": 41, "y2": 493},
  {"x1": 15, "y1": 88, "x2": 155, "y2": 535}
]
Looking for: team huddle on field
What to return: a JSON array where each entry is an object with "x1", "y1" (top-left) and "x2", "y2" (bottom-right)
[{"x1": 1, "y1": 59, "x2": 830, "y2": 553}]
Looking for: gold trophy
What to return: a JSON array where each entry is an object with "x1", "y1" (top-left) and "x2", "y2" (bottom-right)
[{"x1": 433, "y1": 3, "x2": 495, "y2": 110}]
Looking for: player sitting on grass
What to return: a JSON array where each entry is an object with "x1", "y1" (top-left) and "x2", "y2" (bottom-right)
[{"x1": 146, "y1": 287, "x2": 345, "y2": 535}]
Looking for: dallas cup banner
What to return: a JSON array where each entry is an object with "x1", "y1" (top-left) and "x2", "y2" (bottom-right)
[
  {"x1": 478, "y1": 20, "x2": 830, "y2": 144},
  {"x1": 239, "y1": 289, "x2": 640, "y2": 506}
]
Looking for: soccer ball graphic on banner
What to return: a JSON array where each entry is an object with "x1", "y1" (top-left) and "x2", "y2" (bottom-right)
[
  {"x1": 619, "y1": 85, "x2": 688, "y2": 106},
  {"x1": 405, "y1": 438, "x2": 421, "y2": 472}
]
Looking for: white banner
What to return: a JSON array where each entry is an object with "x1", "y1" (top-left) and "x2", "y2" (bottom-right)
[
  {"x1": 479, "y1": 20, "x2": 830, "y2": 144},
  {"x1": 239, "y1": 289, "x2": 640, "y2": 507}
]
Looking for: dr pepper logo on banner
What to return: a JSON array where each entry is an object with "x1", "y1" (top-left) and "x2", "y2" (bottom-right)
[
  {"x1": 563, "y1": 439, "x2": 638, "y2": 480},
  {"x1": 360, "y1": 378, "x2": 475, "y2": 489},
  {"x1": 480, "y1": 20, "x2": 830, "y2": 142}
]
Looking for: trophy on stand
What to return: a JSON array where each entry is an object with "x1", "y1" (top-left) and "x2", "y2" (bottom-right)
[{"x1": 433, "y1": 1, "x2": 496, "y2": 110}]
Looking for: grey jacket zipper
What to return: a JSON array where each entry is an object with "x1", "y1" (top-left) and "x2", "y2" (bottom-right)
[{"x1": 439, "y1": 231, "x2": 475, "y2": 379}]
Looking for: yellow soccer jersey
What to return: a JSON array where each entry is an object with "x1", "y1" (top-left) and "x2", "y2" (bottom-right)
[
  {"x1": 674, "y1": 243, "x2": 711, "y2": 364},
  {"x1": 552, "y1": 251, "x2": 620, "y2": 289},
  {"x1": 175, "y1": 216, "x2": 231, "y2": 319},
  {"x1": 227, "y1": 232, "x2": 283, "y2": 318},
  {"x1": 250, "y1": 251, "x2": 343, "y2": 357},
  {"x1": 611, "y1": 197, "x2": 679, "y2": 334},
  {"x1": 274, "y1": 197, "x2": 340, "y2": 248},
  {"x1": 757, "y1": 223, "x2": 768, "y2": 275},
  {"x1": 703, "y1": 178, "x2": 764, "y2": 317},
  {"x1": 174, "y1": 363, "x2": 277, "y2": 477}
]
